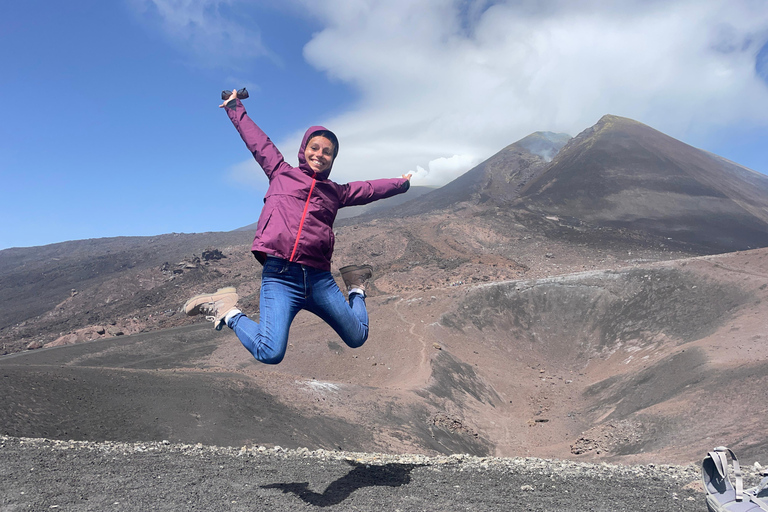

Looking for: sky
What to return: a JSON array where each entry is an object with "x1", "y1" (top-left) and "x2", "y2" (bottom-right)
[{"x1": 2, "y1": 0, "x2": 768, "y2": 250}]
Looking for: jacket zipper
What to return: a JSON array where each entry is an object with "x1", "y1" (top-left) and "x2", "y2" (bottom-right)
[{"x1": 289, "y1": 177, "x2": 316, "y2": 262}]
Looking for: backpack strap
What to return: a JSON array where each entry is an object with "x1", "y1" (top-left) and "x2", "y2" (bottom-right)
[
  {"x1": 744, "y1": 490, "x2": 768, "y2": 512},
  {"x1": 756, "y1": 464, "x2": 768, "y2": 490},
  {"x1": 753, "y1": 475, "x2": 768, "y2": 494},
  {"x1": 710, "y1": 446, "x2": 744, "y2": 501},
  {"x1": 744, "y1": 471, "x2": 768, "y2": 511}
]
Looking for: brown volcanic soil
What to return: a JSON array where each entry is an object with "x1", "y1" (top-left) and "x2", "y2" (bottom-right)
[
  {"x1": 3, "y1": 114, "x2": 768, "y2": 469},
  {"x1": 519, "y1": 115, "x2": 768, "y2": 253},
  {"x1": 2, "y1": 206, "x2": 767, "y2": 465},
  {"x1": 0, "y1": 231, "x2": 252, "y2": 354},
  {"x1": 0, "y1": 203, "x2": 694, "y2": 355}
]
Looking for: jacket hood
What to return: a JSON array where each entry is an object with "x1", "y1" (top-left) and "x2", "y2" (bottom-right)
[{"x1": 298, "y1": 125, "x2": 338, "y2": 179}]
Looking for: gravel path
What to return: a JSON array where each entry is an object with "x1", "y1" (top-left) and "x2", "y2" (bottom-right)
[{"x1": 1, "y1": 436, "x2": 707, "y2": 511}]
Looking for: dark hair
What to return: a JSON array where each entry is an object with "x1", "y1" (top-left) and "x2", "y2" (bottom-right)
[{"x1": 307, "y1": 130, "x2": 339, "y2": 159}]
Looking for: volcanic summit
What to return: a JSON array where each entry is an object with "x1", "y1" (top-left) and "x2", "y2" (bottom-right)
[{"x1": 2, "y1": 114, "x2": 768, "y2": 466}]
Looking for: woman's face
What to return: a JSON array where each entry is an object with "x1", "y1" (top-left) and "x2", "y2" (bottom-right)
[{"x1": 305, "y1": 136, "x2": 335, "y2": 173}]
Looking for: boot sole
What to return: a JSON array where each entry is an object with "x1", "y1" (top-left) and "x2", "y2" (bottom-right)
[
  {"x1": 339, "y1": 264, "x2": 373, "y2": 275},
  {"x1": 182, "y1": 287, "x2": 237, "y2": 314}
]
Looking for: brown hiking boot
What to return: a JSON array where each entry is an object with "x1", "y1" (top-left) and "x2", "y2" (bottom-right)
[
  {"x1": 339, "y1": 264, "x2": 373, "y2": 295},
  {"x1": 182, "y1": 287, "x2": 238, "y2": 330}
]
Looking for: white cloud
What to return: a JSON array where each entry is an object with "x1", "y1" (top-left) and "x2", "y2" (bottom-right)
[
  {"x1": 127, "y1": 0, "x2": 276, "y2": 68},
  {"x1": 292, "y1": 0, "x2": 768, "y2": 185},
  {"x1": 225, "y1": 159, "x2": 268, "y2": 189},
  {"x1": 135, "y1": 0, "x2": 768, "y2": 186}
]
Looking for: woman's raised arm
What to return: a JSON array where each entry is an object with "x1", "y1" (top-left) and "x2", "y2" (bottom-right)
[{"x1": 221, "y1": 90, "x2": 288, "y2": 179}]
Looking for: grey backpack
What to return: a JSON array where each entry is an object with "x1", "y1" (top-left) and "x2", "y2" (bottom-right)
[{"x1": 702, "y1": 446, "x2": 768, "y2": 511}]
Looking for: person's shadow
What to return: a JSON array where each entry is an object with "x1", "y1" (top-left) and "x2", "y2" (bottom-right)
[{"x1": 261, "y1": 459, "x2": 423, "y2": 507}]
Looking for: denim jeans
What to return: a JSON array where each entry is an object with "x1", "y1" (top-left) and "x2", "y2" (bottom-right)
[{"x1": 227, "y1": 256, "x2": 369, "y2": 364}]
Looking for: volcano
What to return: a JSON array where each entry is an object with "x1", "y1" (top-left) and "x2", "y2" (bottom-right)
[
  {"x1": 516, "y1": 115, "x2": 768, "y2": 253},
  {"x1": 2, "y1": 114, "x2": 768, "y2": 466}
]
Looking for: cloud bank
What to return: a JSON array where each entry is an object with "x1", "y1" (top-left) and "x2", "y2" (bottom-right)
[
  {"x1": 136, "y1": 0, "x2": 768, "y2": 186},
  {"x1": 128, "y1": 0, "x2": 276, "y2": 68}
]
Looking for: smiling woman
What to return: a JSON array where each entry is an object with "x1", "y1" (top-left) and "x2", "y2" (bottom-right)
[
  {"x1": 182, "y1": 89, "x2": 412, "y2": 365},
  {"x1": 304, "y1": 130, "x2": 339, "y2": 173}
]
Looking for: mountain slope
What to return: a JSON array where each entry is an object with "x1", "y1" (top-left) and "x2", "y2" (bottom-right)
[
  {"x1": 389, "y1": 131, "x2": 571, "y2": 216},
  {"x1": 518, "y1": 115, "x2": 768, "y2": 252},
  {"x1": 3, "y1": 115, "x2": 768, "y2": 465}
]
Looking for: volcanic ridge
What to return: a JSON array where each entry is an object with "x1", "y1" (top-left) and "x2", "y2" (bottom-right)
[{"x1": 2, "y1": 114, "x2": 768, "y2": 468}]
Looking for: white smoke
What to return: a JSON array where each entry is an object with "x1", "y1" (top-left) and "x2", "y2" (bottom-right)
[{"x1": 410, "y1": 155, "x2": 483, "y2": 187}]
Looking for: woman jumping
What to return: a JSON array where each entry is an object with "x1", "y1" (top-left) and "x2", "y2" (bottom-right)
[{"x1": 182, "y1": 90, "x2": 412, "y2": 364}]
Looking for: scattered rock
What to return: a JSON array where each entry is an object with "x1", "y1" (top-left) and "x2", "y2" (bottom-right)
[
  {"x1": 202, "y1": 247, "x2": 226, "y2": 261},
  {"x1": 106, "y1": 326, "x2": 124, "y2": 337},
  {"x1": 431, "y1": 414, "x2": 479, "y2": 437},
  {"x1": 571, "y1": 420, "x2": 644, "y2": 456},
  {"x1": 45, "y1": 333, "x2": 79, "y2": 348}
]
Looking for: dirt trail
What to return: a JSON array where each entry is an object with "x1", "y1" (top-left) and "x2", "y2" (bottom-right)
[{"x1": 390, "y1": 291, "x2": 434, "y2": 391}]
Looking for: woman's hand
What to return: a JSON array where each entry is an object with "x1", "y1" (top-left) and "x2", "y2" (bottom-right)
[
  {"x1": 219, "y1": 89, "x2": 237, "y2": 108},
  {"x1": 402, "y1": 173, "x2": 412, "y2": 181}
]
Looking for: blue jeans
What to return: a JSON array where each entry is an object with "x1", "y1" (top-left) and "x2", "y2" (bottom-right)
[{"x1": 227, "y1": 257, "x2": 369, "y2": 364}]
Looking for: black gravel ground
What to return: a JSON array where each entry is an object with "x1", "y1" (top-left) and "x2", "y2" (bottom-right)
[{"x1": 1, "y1": 436, "x2": 705, "y2": 511}]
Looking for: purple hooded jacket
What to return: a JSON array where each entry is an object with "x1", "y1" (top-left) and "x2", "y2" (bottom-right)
[{"x1": 225, "y1": 99, "x2": 410, "y2": 271}]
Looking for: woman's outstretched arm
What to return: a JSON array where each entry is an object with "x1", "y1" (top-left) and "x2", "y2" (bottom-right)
[
  {"x1": 338, "y1": 174, "x2": 412, "y2": 207},
  {"x1": 220, "y1": 89, "x2": 288, "y2": 179}
]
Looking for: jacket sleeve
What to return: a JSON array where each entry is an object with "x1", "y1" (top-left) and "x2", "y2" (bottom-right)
[
  {"x1": 338, "y1": 177, "x2": 411, "y2": 207},
  {"x1": 224, "y1": 99, "x2": 287, "y2": 179}
]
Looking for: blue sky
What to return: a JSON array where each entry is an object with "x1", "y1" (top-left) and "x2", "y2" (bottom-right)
[{"x1": 2, "y1": 0, "x2": 768, "y2": 250}]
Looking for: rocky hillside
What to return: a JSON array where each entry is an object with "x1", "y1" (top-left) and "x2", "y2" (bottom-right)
[
  {"x1": 518, "y1": 115, "x2": 768, "y2": 252},
  {"x1": 2, "y1": 114, "x2": 768, "y2": 466}
]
